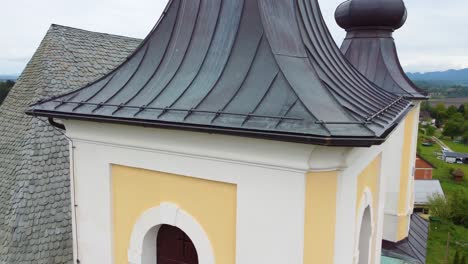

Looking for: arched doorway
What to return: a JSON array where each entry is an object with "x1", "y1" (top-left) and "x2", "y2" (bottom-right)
[
  {"x1": 157, "y1": 225, "x2": 199, "y2": 264},
  {"x1": 357, "y1": 206, "x2": 372, "y2": 264}
]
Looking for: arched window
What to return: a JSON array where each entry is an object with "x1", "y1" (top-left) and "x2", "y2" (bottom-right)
[
  {"x1": 128, "y1": 203, "x2": 215, "y2": 264},
  {"x1": 357, "y1": 206, "x2": 372, "y2": 264},
  {"x1": 157, "y1": 225, "x2": 198, "y2": 264}
]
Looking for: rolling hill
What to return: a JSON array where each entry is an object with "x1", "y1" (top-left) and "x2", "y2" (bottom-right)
[
  {"x1": 407, "y1": 68, "x2": 468, "y2": 85},
  {"x1": 0, "y1": 75, "x2": 18, "y2": 81}
]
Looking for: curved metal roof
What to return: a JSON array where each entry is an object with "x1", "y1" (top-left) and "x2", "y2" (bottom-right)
[
  {"x1": 28, "y1": 0, "x2": 412, "y2": 146},
  {"x1": 337, "y1": 0, "x2": 428, "y2": 100}
]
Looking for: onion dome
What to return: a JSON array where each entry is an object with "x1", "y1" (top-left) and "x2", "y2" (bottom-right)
[
  {"x1": 336, "y1": 0, "x2": 428, "y2": 99},
  {"x1": 335, "y1": 0, "x2": 407, "y2": 31}
]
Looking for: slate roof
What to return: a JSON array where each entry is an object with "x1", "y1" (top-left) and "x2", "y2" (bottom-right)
[
  {"x1": 28, "y1": 0, "x2": 413, "y2": 147},
  {"x1": 0, "y1": 24, "x2": 140, "y2": 263},
  {"x1": 336, "y1": 0, "x2": 428, "y2": 100},
  {"x1": 382, "y1": 214, "x2": 429, "y2": 264}
]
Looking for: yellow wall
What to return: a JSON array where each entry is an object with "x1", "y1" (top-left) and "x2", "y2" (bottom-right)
[
  {"x1": 397, "y1": 108, "x2": 418, "y2": 240},
  {"x1": 355, "y1": 155, "x2": 381, "y2": 264},
  {"x1": 112, "y1": 165, "x2": 237, "y2": 264},
  {"x1": 304, "y1": 171, "x2": 339, "y2": 264}
]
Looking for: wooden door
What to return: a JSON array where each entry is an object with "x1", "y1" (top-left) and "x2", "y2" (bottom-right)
[{"x1": 157, "y1": 225, "x2": 199, "y2": 264}]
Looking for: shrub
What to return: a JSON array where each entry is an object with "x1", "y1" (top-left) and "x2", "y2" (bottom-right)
[
  {"x1": 449, "y1": 167, "x2": 455, "y2": 176},
  {"x1": 450, "y1": 190, "x2": 468, "y2": 228},
  {"x1": 428, "y1": 193, "x2": 453, "y2": 220},
  {"x1": 452, "y1": 168, "x2": 465, "y2": 182},
  {"x1": 428, "y1": 190, "x2": 468, "y2": 228}
]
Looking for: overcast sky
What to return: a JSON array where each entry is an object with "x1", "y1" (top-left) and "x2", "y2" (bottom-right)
[{"x1": 0, "y1": 0, "x2": 467, "y2": 75}]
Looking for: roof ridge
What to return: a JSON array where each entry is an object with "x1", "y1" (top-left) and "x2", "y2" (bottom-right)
[{"x1": 50, "y1": 23, "x2": 142, "y2": 41}]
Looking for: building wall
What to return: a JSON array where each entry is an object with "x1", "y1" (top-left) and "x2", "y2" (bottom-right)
[
  {"x1": 382, "y1": 103, "x2": 421, "y2": 242},
  {"x1": 65, "y1": 121, "x2": 309, "y2": 264},
  {"x1": 303, "y1": 171, "x2": 339, "y2": 264},
  {"x1": 355, "y1": 156, "x2": 381, "y2": 264},
  {"x1": 397, "y1": 105, "x2": 420, "y2": 241},
  {"x1": 415, "y1": 156, "x2": 433, "y2": 180},
  {"x1": 112, "y1": 165, "x2": 237, "y2": 264},
  {"x1": 415, "y1": 168, "x2": 433, "y2": 180},
  {"x1": 63, "y1": 113, "x2": 415, "y2": 264}
]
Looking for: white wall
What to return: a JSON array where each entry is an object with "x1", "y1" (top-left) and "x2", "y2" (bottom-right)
[
  {"x1": 64, "y1": 116, "x2": 412, "y2": 264},
  {"x1": 66, "y1": 121, "x2": 311, "y2": 264}
]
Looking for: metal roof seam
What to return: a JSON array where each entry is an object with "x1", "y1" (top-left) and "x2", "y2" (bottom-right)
[
  {"x1": 210, "y1": 33, "x2": 265, "y2": 123},
  {"x1": 143, "y1": 0, "x2": 203, "y2": 110},
  {"x1": 306, "y1": 1, "x2": 392, "y2": 106},
  {"x1": 92, "y1": 42, "x2": 151, "y2": 113},
  {"x1": 169, "y1": 0, "x2": 242, "y2": 110}
]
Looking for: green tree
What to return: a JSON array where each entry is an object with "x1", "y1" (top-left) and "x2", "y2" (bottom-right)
[
  {"x1": 464, "y1": 103, "x2": 468, "y2": 119},
  {"x1": 447, "y1": 105, "x2": 459, "y2": 117},
  {"x1": 462, "y1": 131, "x2": 468, "y2": 144},
  {"x1": 433, "y1": 103, "x2": 447, "y2": 127},
  {"x1": 458, "y1": 104, "x2": 465, "y2": 115},
  {"x1": 426, "y1": 126, "x2": 436, "y2": 137},
  {"x1": 443, "y1": 113, "x2": 465, "y2": 139},
  {"x1": 444, "y1": 120, "x2": 463, "y2": 139},
  {"x1": 450, "y1": 190, "x2": 468, "y2": 227},
  {"x1": 421, "y1": 101, "x2": 433, "y2": 112},
  {"x1": 0, "y1": 80, "x2": 15, "y2": 105}
]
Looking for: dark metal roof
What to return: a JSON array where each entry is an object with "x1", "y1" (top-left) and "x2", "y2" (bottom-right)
[
  {"x1": 382, "y1": 214, "x2": 429, "y2": 264},
  {"x1": 336, "y1": 0, "x2": 428, "y2": 100},
  {"x1": 444, "y1": 151, "x2": 468, "y2": 158},
  {"x1": 28, "y1": 0, "x2": 412, "y2": 147},
  {"x1": 336, "y1": 0, "x2": 407, "y2": 30}
]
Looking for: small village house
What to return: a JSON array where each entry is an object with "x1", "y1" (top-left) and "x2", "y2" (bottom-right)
[
  {"x1": 415, "y1": 155, "x2": 434, "y2": 180},
  {"x1": 414, "y1": 180, "x2": 445, "y2": 213},
  {"x1": 443, "y1": 151, "x2": 468, "y2": 164}
]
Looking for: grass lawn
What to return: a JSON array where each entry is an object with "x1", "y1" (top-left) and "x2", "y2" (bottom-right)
[
  {"x1": 442, "y1": 139, "x2": 468, "y2": 153},
  {"x1": 426, "y1": 220, "x2": 468, "y2": 264},
  {"x1": 418, "y1": 133, "x2": 468, "y2": 263},
  {"x1": 418, "y1": 138, "x2": 468, "y2": 186}
]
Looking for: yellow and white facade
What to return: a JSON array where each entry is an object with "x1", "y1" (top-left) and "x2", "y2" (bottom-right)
[{"x1": 64, "y1": 102, "x2": 420, "y2": 264}]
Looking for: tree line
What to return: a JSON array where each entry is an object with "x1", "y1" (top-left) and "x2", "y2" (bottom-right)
[
  {"x1": 421, "y1": 101, "x2": 468, "y2": 142},
  {"x1": 0, "y1": 80, "x2": 14, "y2": 105},
  {"x1": 415, "y1": 80, "x2": 468, "y2": 98}
]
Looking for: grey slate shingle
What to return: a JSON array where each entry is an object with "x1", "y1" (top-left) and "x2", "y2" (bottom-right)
[{"x1": 0, "y1": 24, "x2": 140, "y2": 263}]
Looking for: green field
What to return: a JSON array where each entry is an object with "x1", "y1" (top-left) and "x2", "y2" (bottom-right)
[
  {"x1": 418, "y1": 133, "x2": 468, "y2": 263},
  {"x1": 418, "y1": 138, "x2": 468, "y2": 189},
  {"x1": 426, "y1": 220, "x2": 468, "y2": 264},
  {"x1": 443, "y1": 139, "x2": 468, "y2": 153}
]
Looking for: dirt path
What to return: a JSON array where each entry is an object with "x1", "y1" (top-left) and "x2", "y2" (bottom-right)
[{"x1": 432, "y1": 136, "x2": 453, "y2": 152}]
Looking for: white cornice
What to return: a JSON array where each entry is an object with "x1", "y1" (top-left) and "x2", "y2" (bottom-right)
[{"x1": 64, "y1": 120, "x2": 319, "y2": 173}]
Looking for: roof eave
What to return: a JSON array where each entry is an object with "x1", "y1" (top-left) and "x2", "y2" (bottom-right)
[
  {"x1": 26, "y1": 109, "x2": 389, "y2": 147},
  {"x1": 405, "y1": 95, "x2": 430, "y2": 101}
]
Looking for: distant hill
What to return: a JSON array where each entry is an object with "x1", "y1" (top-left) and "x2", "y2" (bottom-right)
[
  {"x1": 0, "y1": 75, "x2": 18, "y2": 81},
  {"x1": 407, "y1": 68, "x2": 468, "y2": 85}
]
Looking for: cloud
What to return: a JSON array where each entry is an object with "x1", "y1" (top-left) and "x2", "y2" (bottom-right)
[{"x1": 0, "y1": 0, "x2": 466, "y2": 74}]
